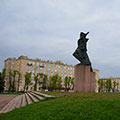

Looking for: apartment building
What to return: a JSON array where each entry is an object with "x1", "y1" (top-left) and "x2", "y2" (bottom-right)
[
  {"x1": 98, "y1": 78, "x2": 120, "y2": 92},
  {"x1": 93, "y1": 69, "x2": 99, "y2": 92},
  {"x1": 4, "y1": 56, "x2": 74, "y2": 91}
]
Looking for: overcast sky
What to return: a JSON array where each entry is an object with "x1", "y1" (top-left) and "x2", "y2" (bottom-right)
[{"x1": 0, "y1": 0, "x2": 120, "y2": 78}]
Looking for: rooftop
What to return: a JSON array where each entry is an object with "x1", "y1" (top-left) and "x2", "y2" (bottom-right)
[{"x1": 5, "y1": 56, "x2": 74, "y2": 66}]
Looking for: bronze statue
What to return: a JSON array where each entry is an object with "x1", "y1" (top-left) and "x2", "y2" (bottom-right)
[{"x1": 73, "y1": 32, "x2": 92, "y2": 67}]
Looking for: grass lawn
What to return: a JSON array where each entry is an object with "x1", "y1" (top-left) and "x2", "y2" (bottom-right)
[{"x1": 0, "y1": 92, "x2": 120, "y2": 120}]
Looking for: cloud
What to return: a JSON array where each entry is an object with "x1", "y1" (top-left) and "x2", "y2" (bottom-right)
[{"x1": 0, "y1": 0, "x2": 120, "y2": 77}]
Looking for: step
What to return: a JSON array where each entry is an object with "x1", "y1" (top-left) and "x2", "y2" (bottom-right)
[
  {"x1": 15, "y1": 95, "x2": 23, "y2": 108},
  {"x1": 0, "y1": 96, "x2": 17, "y2": 113},
  {"x1": 3, "y1": 96, "x2": 19, "y2": 113},
  {"x1": 21, "y1": 94, "x2": 27, "y2": 107},
  {"x1": 0, "y1": 101, "x2": 11, "y2": 113},
  {"x1": 27, "y1": 93, "x2": 39, "y2": 102},
  {"x1": 7, "y1": 95, "x2": 20, "y2": 112},
  {"x1": 0, "y1": 92, "x2": 55, "y2": 114},
  {"x1": 25, "y1": 93, "x2": 33, "y2": 104},
  {"x1": 30, "y1": 92, "x2": 44, "y2": 100},
  {"x1": 33, "y1": 91, "x2": 55, "y2": 98}
]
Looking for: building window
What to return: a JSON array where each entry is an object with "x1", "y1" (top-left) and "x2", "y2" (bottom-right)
[
  {"x1": 36, "y1": 62, "x2": 39, "y2": 66},
  {"x1": 55, "y1": 69, "x2": 57, "y2": 72},
  {"x1": 44, "y1": 71, "x2": 46, "y2": 74},
  {"x1": 58, "y1": 66, "x2": 60, "y2": 68},
  {"x1": 32, "y1": 62, "x2": 35, "y2": 65},
  {"x1": 48, "y1": 64, "x2": 49, "y2": 67},
  {"x1": 40, "y1": 67, "x2": 42, "y2": 70},
  {"x1": 48, "y1": 68, "x2": 50, "y2": 71},
  {"x1": 28, "y1": 61, "x2": 32, "y2": 66},
  {"x1": 32, "y1": 70, "x2": 34, "y2": 73},
  {"x1": 32, "y1": 66, "x2": 34, "y2": 69},
  {"x1": 36, "y1": 66, "x2": 38, "y2": 69},
  {"x1": 11, "y1": 65, "x2": 14, "y2": 68},
  {"x1": 44, "y1": 68, "x2": 46, "y2": 70},
  {"x1": 40, "y1": 63, "x2": 42, "y2": 66},
  {"x1": 36, "y1": 71, "x2": 38, "y2": 74},
  {"x1": 44, "y1": 64, "x2": 46, "y2": 66},
  {"x1": 51, "y1": 65, "x2": 53, "y2": 67},
  {"x1": 61, "y1": 66, "x2": 63, "y2": 68},
  {"x1": 64, "y1": 66, "x2": 66, "y2": 69}
]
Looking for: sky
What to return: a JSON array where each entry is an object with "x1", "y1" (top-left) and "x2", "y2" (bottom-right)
[{"x1": 0, "y1": 0, "x2": 120, "y2": 78}]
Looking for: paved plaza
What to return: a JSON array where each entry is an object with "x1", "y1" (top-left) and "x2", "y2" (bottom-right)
[{"x1": 0, "y1": 94, "x2": 18, "y2": 111}]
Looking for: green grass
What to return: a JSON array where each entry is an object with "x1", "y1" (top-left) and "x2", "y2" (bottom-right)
[{"x1": 0, "y1": 92, "x2": 120, "y2": 120}]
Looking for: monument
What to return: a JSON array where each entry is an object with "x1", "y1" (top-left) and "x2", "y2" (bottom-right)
[{"x1": 73, "y1": 32, "x2": 95, "y2": 92}]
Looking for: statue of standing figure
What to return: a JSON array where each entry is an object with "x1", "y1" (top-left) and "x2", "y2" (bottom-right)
[{"x1": 73, "y1": 32, "x2": 92, "y2": 68}]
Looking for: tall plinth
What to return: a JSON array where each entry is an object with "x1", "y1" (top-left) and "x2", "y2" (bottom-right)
[{"x1": 74, "y1": 65, "x2": 95, "y2": 92}]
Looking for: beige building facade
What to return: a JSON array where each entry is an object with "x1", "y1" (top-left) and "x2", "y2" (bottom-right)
[
  {"x1": 93, "y1": 69, "x2": 99, "y2": 92},
  {"x1": 4, "y1": 56, "x2": 99, "y2": 92},
  {"x1": 98, "y1": 78, "x2": 120, "y2": 92},
  {"x1": 4, "y1": 56, "x2": 74, "y2": 91}
]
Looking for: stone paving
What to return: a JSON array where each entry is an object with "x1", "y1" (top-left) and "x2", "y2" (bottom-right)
[{"x1": 0, "y1": 94, "x2": 18, "y2": 110}]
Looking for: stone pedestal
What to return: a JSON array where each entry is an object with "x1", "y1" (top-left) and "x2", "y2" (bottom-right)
[{"x1": 74, "y1": 65, "x2": 95, "y2": 92}]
